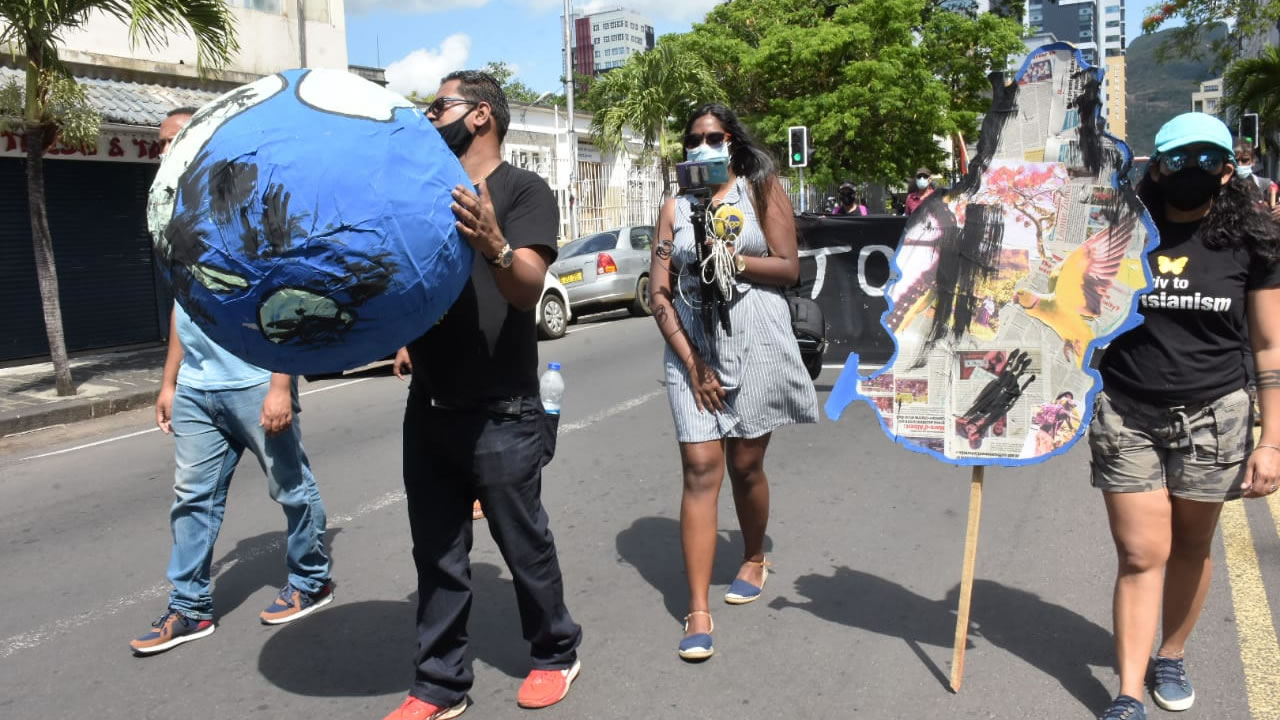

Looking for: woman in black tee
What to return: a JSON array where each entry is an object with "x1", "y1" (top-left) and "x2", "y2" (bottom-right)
[{"x1": 1090, "y1": 113, "x2": 1280, "y2": 720}]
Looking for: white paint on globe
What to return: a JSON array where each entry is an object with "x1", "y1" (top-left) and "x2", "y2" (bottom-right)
[
  {"x1": 296, "y1": 68, "x2": 414, "y2": 121},
  {"x1": 148, "y1": 73, "x2": 287, "y2": 257}
]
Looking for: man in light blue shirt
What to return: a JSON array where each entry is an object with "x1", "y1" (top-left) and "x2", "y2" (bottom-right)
[{"x1": 130, "y1": 107, "x2": 333, "y2": 655}]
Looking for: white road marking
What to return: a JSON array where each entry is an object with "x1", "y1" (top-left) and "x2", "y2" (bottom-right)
[
  {"x1": 17, "y1": 378, "x2": 374, "y2": 461},
  {"x1": 298, "y1": 378, "x2": 372, "y2": 395},
  {"x1": 0, "y1": 387, "x2": 663, "y2": 659},
  {"x1": 20, "y1": 428, "x2": 160, "y2": 460},
  {"x1": 560, "y1": 389, "x2": 663, "y2": 432}
]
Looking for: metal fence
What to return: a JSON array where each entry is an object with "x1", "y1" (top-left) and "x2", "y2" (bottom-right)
[{"x1": 543, "y1": 158, "x2": 665, "y2": 242}]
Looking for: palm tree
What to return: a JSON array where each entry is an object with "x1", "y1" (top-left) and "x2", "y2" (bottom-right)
[
  {"x1": 1222, "y1": 45, "x2": 1280, "y2": 148},
  {"x1": 588, "y1": 42, "x2": 724, "y2": 199},
  {"x1": 0, "y1": 0, "x2": 237, "y2": 395}
]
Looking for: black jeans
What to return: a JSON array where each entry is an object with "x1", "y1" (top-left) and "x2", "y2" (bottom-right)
[{"x1": 402, "y1": 395, "x2": 581, "y2": 707}]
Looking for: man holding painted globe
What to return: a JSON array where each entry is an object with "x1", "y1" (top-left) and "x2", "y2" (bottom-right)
[{"x1": 386, "y1": 70, "x2": 582, "y2": 720}]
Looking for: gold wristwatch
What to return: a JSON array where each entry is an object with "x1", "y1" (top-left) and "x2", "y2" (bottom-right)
[
  {"x1": 734, "y1": 253, "x2": 747, "y2": 274},
  {"x1": 488, "y1": 243, "x2": 514, "y2": 269}
]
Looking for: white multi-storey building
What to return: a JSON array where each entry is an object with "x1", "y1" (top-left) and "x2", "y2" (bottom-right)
[{"x1": 568, "y1": 6, "x2": 655, "y2": 77}]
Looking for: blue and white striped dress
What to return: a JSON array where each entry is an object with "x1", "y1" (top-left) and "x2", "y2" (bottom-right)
[{"x1": 665, "y1": 177, "x2": 819, "y2": 443}]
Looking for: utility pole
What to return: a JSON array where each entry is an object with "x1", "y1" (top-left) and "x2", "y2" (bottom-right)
[
  {"x1": 562, "y1": 0, "x2": 578, "y2": 240},
  {"x1": 297, "y1": 0, "x2": 307, "y2": 67}
]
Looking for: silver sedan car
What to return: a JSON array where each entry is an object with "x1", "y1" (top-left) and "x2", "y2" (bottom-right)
[{"x1": 548, "y1": 225, "x2": 655, "y2": 317}]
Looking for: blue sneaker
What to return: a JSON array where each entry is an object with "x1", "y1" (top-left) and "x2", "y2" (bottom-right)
[
  {"x1": 130, "y1": 608, "x2": 215, "y2": 655},
  {"x1": 260, "y1": 582, "x2": 334, "y2": 625},
  {"x1": 1150, "y1": 656, "x2": 1195, "y2": 711},
  {"x1": 1098, "y1": 695, "x2": 1146, "y2": 720}
]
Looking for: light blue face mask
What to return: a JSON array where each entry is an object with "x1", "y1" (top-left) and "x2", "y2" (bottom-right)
[
  {"x1": 687, "y1": 142, "x2": 730, "y2": 164},
  {"x1": 1237, "y1": 163, "x2": 1254, "y2": 179}
]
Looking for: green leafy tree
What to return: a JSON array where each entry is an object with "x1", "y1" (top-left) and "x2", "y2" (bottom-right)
[
  {"x1": 587, "y1": 42, "x2": 725, "y2": 197},
  {"x1": 0, "y1": 0, "x2": 237, "y2": 395},
  {"x1": 1141, "y1": 0, "x2": 1280, "y2": 71},
  {"x1": 667, "y1": 0, "x2": 1022, "y2": 187},
  {"x1": 483, "y1": 60, "x2": 543, "y2": 104},
  {"x1": 1222, "y1": 45, "x2": 1280, "y2": 147}
]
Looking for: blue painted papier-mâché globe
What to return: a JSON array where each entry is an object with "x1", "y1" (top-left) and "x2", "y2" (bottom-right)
[{"x1": 148, "y1": 68, "x2": 473, "y2": 375}]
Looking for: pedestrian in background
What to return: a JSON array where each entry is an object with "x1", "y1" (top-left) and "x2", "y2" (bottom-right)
[
  {"x1": 648, "y1": 103, "x2": 818, "y2": 662},
  {"x1": 832, "y1": 182, "x2": 867, "y2": 216},
  {"x1": 131, "y1": 108, "x2": 333, "y2": 656},
  {"x1": 903, "y1": 166, "x2": 936, "y2": 215},
  {"x1": 1233, "y1": 139, "x2": 1278, "y2": 212},
  {"x1": 385, "y1": 70, "x2": 581, "y2": 720},
  {"x1": 1090, "y1": 113, "x2": 1280, "y2": 720}
]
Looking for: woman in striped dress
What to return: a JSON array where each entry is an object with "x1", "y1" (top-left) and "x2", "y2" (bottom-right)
[{"x1": 649, "y1": 104, "x2": 819, "y2": 661}]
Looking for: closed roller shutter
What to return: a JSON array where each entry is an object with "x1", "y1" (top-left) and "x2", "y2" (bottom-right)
[{"x1": 0, "y1": 158, "x2": 162, "y2": 361}]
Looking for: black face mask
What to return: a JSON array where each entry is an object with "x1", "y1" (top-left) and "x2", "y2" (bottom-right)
[
  {"x1": 1160, "y1": 168, "x2": 1223, "y2": 211},
  {"x1": 437, "y1": 109, "x2": 476, "y2": 157}
]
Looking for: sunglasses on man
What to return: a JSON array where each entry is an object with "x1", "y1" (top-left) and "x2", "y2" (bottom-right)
[
  {"x1": 426, "y1": 96, "x2": 477, "y2": 117},
  {"x1": 683, "y1": 131, "x2": 731, "y2": 150},
  {"x1": 1155, "y1": 148, "x2": 1231, "y2": 175},
  {"x1": 916, "y1": 173, "x2": 931, "y2": 180}
]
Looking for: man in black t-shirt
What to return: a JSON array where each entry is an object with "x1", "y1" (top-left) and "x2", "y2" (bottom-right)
[{"x1": 384, "y1": 71, "x2": 581, "y2": 720}]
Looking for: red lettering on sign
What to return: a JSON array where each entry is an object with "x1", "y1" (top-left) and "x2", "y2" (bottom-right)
[{"x1": 108, "y1": 137, "x2": 124, "y2": 157}]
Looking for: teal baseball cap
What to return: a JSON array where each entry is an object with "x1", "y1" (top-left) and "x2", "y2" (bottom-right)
[{"x1": 1154, "y1": 112, "x2": 1235, "y2": 158}]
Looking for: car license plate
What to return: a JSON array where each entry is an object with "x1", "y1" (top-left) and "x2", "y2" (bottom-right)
[{"x1": 559, "y1": 270, "x2": 583, "y2": 285}]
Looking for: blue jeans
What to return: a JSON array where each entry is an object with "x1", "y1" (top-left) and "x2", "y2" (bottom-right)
[{"x1": 167, "y1": 382, "x2": 330, "y2": 620}]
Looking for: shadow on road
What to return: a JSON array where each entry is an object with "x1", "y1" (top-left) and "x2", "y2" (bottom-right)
[
  {"x1": 615, "y1": 516, "x2": 773, "y2": 622},
  {"x1": 211, "y1": 527, "x2": 343, "y2": 621},
  {"x1": 257, "y1": 562, "x2": 528, "y2": 697},
  {"x1": 770, "y1": 566, "x2": 1113, "y2": 712}
]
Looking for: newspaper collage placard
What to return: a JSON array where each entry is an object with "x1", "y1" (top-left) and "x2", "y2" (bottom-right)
[{"x1": 826, "y1": 43, "x2": 1159, "y2": 467}]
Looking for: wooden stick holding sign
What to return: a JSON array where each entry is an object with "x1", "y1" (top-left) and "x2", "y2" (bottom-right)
[{"x1": 949, "y1": 466, "x2": 984, "y2": 692}]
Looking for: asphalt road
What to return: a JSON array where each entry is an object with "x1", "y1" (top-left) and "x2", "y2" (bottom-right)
[{"x1": 2, "y1": 311, "x2": 1278, "y2": 720}]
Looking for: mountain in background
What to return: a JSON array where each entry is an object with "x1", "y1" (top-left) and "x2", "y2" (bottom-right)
[{"x1": 1122, "y1": 25, "x2": 1225, "y2": 155}]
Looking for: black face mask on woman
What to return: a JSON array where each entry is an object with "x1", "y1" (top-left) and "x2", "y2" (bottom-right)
[{"x1": 1160, "y1": 168, "x2": 1223, "y2": 211}]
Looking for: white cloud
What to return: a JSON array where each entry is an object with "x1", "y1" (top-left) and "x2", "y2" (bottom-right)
[
  {"x1": 346, "y1": 0, "x2": 487, "y2": 15},
  {"x1": 385, "y1": 34, "x2": 472, "y2": 96},
  {"x1": 519, "y1": 0, "x2": 721, "y2": 23}
]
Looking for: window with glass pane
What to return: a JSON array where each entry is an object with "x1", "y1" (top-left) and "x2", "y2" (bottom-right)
[
  {"x1": 629, "y1": 227, "x2": 654, "y2": 251},
  {"x1": 562, "y1": 231, "x2": 620, "y2": 257},
  {"x1": 242, "y1": 0, "x2": 282, "y2": 12}
]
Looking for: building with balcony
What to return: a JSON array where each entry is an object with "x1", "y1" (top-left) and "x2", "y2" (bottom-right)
[{"x1": 1191, "y1": 78, "x2": 1223, "y2": 115}]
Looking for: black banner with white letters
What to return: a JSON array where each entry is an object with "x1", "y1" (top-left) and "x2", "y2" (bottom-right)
[{"x1": 792, "y1": 214, "x2": 906, "y2": 367}]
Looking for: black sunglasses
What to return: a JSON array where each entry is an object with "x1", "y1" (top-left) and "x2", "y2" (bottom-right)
[
  {"x1": 1155, "y1": 148, "x2": 1230, "y2": 175},
  {"x1": 683, "y1": 131, "x2": 730, "y2": 150},
  {"x1": 426, "y1": 96, "x2": 476, "y2": 117},
  {"x1": 916, "y1": 173, "x2": 931, "y2": 179}
]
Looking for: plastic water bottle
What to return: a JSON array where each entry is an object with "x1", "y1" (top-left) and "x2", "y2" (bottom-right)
[{"x1": 539, "y1": 362, "x2": 564, "y2": 415}]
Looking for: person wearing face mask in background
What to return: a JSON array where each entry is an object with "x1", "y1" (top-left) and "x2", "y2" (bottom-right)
[
  {"x1": 384, "y1": 70, "x2": 582, "y2": 720},
  {"x1": 1233, "y1": 140, "x2": 1278, "y2": 212},
  {"x1": 1090, "y1": 113, "x2": 1280, "y2": 720},
  {"x1": 832, "y1": 182, "x2": 867, "y2": 215},
  {"x1": 903, "y1": 166, "x2": 936, "y2": 215},
  {"x1": 649, "y1": 104, "x2": 818, "y2": 662}
]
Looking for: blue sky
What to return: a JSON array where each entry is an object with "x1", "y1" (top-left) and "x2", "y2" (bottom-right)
[{"x1": 344, "y1": 0, "x2": 1156, "y2": 98}]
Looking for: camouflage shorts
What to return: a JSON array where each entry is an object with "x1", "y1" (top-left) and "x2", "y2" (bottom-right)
[{"x1": 1088, "y1": 387, "x2": 1253, "y2": 501}]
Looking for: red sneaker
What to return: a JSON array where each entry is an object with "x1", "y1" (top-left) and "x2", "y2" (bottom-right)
[
  {"x1": 516, "y1": 659, "x2": 581, "y2": 709},
  {"x1": 380, "y1": 695, "x2": 469, "y2": 720}
]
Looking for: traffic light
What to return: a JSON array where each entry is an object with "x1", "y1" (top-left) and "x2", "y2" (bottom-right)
[
  {"x1": 1240, "y1": 113, "x2": 1260, "y2": 149},
  {"x1": 788, "y1": 126, "x2": 808, "y2": 168}
]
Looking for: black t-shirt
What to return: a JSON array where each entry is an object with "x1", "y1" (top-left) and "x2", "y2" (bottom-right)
[
  {"x1": 1100, "y1": 215, "x2": 1280, "y2": 406},
  {"x1": 407, "y1": 162, "x2": 559, "y2": 406}
]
